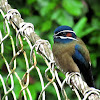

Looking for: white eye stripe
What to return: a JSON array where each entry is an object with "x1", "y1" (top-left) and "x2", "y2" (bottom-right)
[
  {"x1": 54, "y1": 30, "x2": 76, "y2": 36},
  {"x1": 54, "y1": 36, "x2": 78, "y2": 41}
]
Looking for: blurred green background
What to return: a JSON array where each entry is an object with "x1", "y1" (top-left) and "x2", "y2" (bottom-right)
[{"x1": 0, "y1": 0, "x2": 100, "y2": 100}]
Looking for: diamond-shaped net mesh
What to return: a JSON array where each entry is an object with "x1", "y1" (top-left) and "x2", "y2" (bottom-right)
[{"x1": 0, "y1": 0, "x2": 100, "y2": 100}]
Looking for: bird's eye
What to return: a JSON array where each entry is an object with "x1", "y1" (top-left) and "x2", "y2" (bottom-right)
[
  {"x1": 66, "y1": 33, "x2": 72, "y2": 37},
  {"x1": 55, "y1": 32, "x2": 65, "y2": 36},
  {"x1": 56, "y1": 33, "x2": 62, "y2": 36},
  {"x1": 62, "y1": 32, "x2": 67, "y2": 36}
]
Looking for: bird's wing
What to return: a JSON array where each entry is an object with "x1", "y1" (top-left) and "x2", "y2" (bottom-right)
[
  {"x1": 72, "y1": 44, "x2": 94, "y2": 87},
  {"x1": 73, "y1": 44, "x2": 90, "y2": 66}
]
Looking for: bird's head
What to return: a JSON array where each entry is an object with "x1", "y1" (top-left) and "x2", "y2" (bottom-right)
[{"x1": 53, "y1": 26, "x2": 77, "y2": 43}]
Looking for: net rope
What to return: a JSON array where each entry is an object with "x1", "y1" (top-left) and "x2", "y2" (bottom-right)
[{"x1": 0, "y1": 0, "x2": 100, "y2": 100}]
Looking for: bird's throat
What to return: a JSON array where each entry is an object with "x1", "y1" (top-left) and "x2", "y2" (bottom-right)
[{"x1": 54, "y1": 38, "x2": 74, "y2": 43}]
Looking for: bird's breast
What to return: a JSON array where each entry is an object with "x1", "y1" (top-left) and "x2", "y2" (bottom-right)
[
  {"x1": 53, "y1": 42, "x2": 75, "y2": 56},
  {"x1": 52, "y1": 41, "x2": 80, "y2": 73}
]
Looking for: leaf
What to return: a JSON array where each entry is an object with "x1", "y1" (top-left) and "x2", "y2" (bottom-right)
[
  {"x1": 18, "y1": 8, "x2": 30, "y2": 15},
  {"x1": 91, "y1": 18, "x2": 100, "y2": 29},
  {"x1": 14, "y1": 82, "x2": 21, "y2": 99},
  {"x1": 78, "y1": 27, "x2": 96, "y2": 38},
  {"x1": 25, "y1": 16, "x2": 42, "y2": 26},
  {"x1": 41, "y1": 20, "x2": 52, "y2": 32},
  {"x1": 17, "y1": 58, "x2": 26, "y2": 70},
  {"x1": 27, "y1": 0, "x2": 36, "y2": 5},
  {"x1": 95, "y1": 75, "x2": 100, "y2": 88},
  {"x1": 87, "y1": 0, "x2": 100, "y2": 17},
  {"x1": 16, "y1": 69, "x2": 25, "y2": 78},
  {"x1": 28, "y1": 84, "x2": 37, "y2": 100},
  {"x1": 89, "y1": 35, "x2": 100, "y2": 45},
  {"x1": 28, "y1": 82, "x2": 43, "y2": 99},
  {"x1": 62, "y1": 0, "x2": 83, "y2": 16},
  {"x1": 73, "y1": 17, "x2": 87, "y2": 37},
  {"x1": 0, "y1": 77, "x2": 6, "y2": 87},
  {"x1": 48, "y1": 33, "x2": 54, "y2": 47},
  {"x1": 90, "y1": 53, "x2": 97, "y2": 68},
  {"x1": 40, "y1": 2, "x2": 56, "y2": 16},
  {"x1": 51, "y1": 9, "x2": 74, "y2": 27},
  {"x1": 46, "y1": 85, "x2": 56, "y2": 96}
]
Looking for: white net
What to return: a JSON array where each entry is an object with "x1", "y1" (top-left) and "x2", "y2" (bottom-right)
[{"x1": 0, "y1": 0, "x2": 100, "y2": 100}]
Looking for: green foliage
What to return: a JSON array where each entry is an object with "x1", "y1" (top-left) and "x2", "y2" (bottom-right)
[
  {"x1": 73, "y1": 17, "x2": 87, "y2": 36},
  {"x1": 28, "y1": 82, "x2": 42, "y2": 100},
  {"x1": 62, "y1": 0, "x2": 83, "y2": 16},
  {"x1": 51, "y1": 9, "x2": 74, "y2": 27},
  {"x1": 0, "y1": 0, "x2": 100, "y2": 99},
  {"x1": 27, "y1": 0, "x2": 36, "y2": 5}
]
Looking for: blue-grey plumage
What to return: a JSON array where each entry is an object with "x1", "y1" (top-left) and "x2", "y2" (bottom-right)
[{"x1": 52, "y1": 26, "x2": 94, "y2": 87}]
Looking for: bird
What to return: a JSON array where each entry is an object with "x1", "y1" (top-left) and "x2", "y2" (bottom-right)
[{"x1": 52, "y1": 25, "x2": 94, "y2": 87}]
